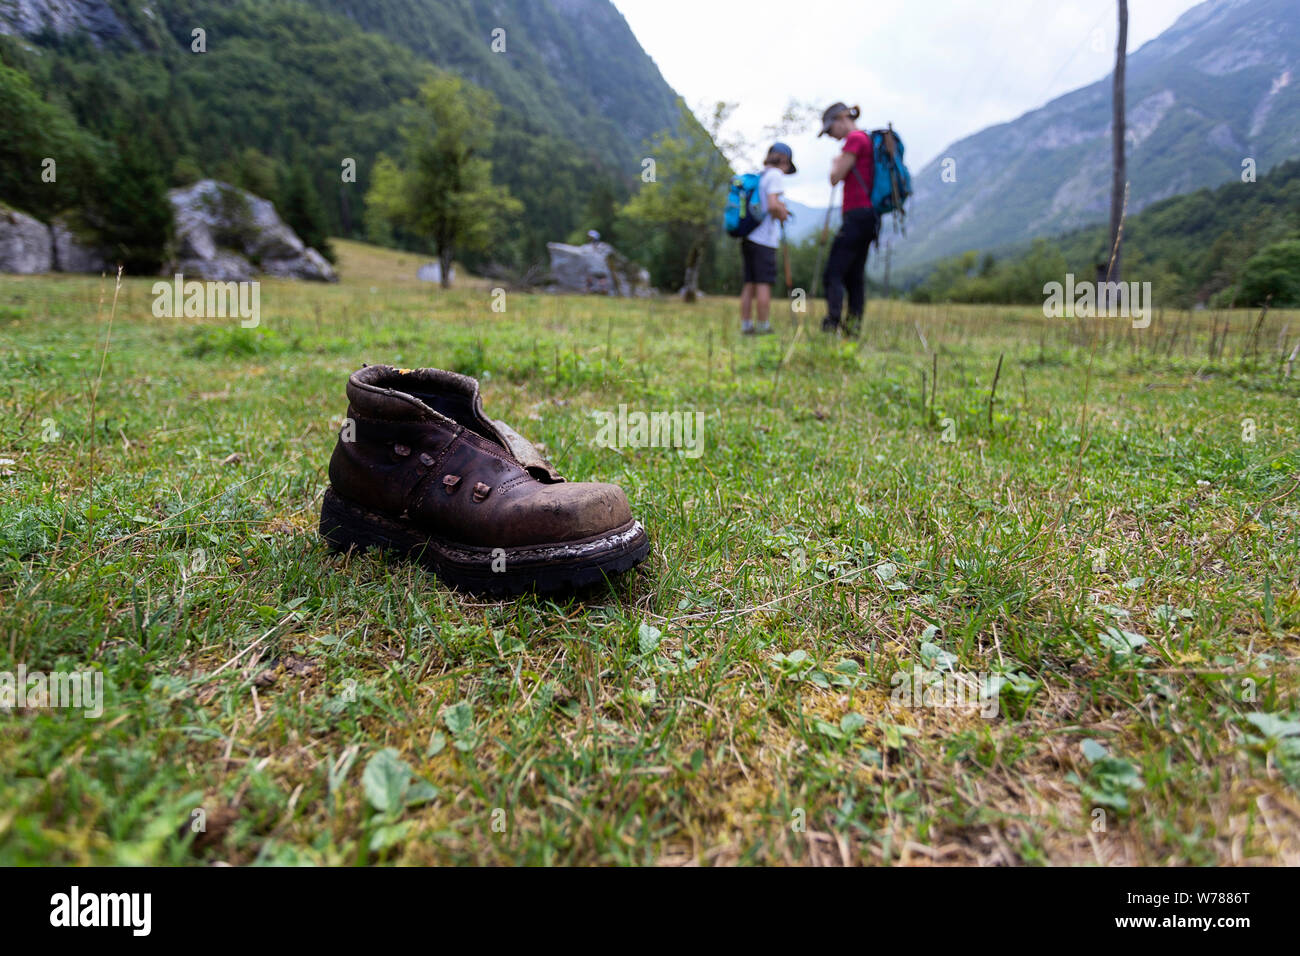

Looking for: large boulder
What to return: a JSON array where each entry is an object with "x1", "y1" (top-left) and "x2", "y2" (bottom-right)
[
  {"x1": 176, "y1": 251, "x2": 256, "y2": 283},
  {"x1": 263, "y1": 248, "x2": 336, "y2": 282},
  {"x1": 546, "y1": 240, "x2": 652, "y2": 296},
  {"x1": 167, "y1": 179, "x2": 336, "y2": 282},
  {"x1": 416, "y1": 261, "x2": 455, "y2": 283},
  {"x1": 0, "y1": 206, "x2": 53, "y2": 274},
  {"x1": 51, "y1": 216, "x2": 109, "y2": 274}
]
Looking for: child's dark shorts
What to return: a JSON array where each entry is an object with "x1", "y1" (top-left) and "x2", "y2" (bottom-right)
[{"x1": 741, "y1": 239, "x2": 777, "y2": 285}]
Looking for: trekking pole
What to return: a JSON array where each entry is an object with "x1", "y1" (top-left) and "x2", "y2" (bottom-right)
[
  {"x1": 781, "y1": 223, "x2": 792, "y2": 290},
  {"x1": 810, "y1": 186, "x2": 836, "y2": 299}
]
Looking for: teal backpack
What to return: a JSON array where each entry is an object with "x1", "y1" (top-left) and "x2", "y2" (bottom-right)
[
  {"x1": 851, "y1": 125, "x2": 912, "y2": 219},
  {"x1": 723, "y1": 172, "x2": 764, "y2": 238}
]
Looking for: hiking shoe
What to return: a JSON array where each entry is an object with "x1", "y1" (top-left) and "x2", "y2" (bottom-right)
[
  {"x1": 755, "y1": 324, "x2": 774, "y2": 335},
  {"x1": 320, "y1": 365, "x2": 650, "y2": 595},
  {"x1": 820, "y1": 317, "x2": 841, "y2": 334}
]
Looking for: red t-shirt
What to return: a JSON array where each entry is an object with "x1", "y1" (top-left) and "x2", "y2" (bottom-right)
[{"x1": 842, "y1": 129, "x2": 874, "y2": 211}]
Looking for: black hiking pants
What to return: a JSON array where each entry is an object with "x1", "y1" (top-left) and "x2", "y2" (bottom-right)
[{"x1": 823, "y1": 207, "x2": 880, "y2": 325}]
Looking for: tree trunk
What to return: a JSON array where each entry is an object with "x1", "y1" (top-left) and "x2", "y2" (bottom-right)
[
  {"x1": 1107, "y1": 0, "x2": 1128, "y2": 284},
  {"x1": 681, "y1": 240, "x2": 702, "y2": 303},
  {"x1": 438, "y1": 246, "x2": 454, "y2": 289}
]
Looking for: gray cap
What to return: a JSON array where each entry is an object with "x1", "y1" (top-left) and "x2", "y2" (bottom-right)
[{"x1": 818, "y1": 102, "x2": 850, "y2": 137}]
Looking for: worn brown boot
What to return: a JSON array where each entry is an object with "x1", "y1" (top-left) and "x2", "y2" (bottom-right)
[{"x1": 320, "y1": 365, "x2": 650, "y2": 595}]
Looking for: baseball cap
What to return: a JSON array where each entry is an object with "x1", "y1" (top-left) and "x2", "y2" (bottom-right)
[
  {"x1": 769, "y1": 141, "x2": 797, "y2": 174},
  {"x1": 818, "y1": 102, "x2": 850, "y2": 137}
]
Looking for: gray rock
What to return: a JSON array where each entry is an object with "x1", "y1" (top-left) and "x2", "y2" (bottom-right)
[
  {"x1": 174, "y1": 207, "x2": 217, "y2": 261},
  {"x1": 0, "y1": 0, "x2": 133, "y2": 47},
  {"x1": 0, "y1": 207, "x2": 53, "y2": 274},
  {"x1": 167, "y1": 179, "x2": 333, "y2": 282},
  {"x1": 417, "y1": 262, "x2": 455, "y2": 283},
  {"x1": 546, "y1": 240, "x2": 652, "y2": 296},
  {"x1": 246, "y1": 203, "x2": 305, "y2": 261},
  {"x1": 263, "y1": 248, "x2": 338, "y2": 282},
  {"x1": 170, "y1": 180, "x2": 269, "y2": 260},
  {"x1": 52, "y1": 216, "x2": 109, "y2": 274},
  {"x1": 176, "y1": 252, "x2": 257, "y2": 283}
]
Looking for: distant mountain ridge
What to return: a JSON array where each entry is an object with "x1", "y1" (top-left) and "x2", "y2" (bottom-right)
[
  {"x1": 783, "y1": 199, "x2": 837, "y2": 243},
  {"x1": 895, "y1": 0, "x2": 1300, "y2": 273}
]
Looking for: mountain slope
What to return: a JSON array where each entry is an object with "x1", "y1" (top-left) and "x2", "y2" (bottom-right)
[
  {"x1": 0, "y1": 0, "x2": 681, "y2": 173},
  {"x1": 312, "y1": 0, "x2": 680, "y2": 171},
  {"x1": 0, "y1": 0, "x2": 686, "y2": 268},
  {"x1": 897, "y1": 0, "x2": 1300, "y2": 272}
]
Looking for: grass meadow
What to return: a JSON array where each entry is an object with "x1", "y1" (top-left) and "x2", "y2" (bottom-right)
[{"x1": 1, "y1": 239, "x2": 1298, "y2": 865}]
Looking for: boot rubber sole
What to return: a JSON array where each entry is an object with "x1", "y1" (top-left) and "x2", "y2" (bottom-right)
[{"x1": 319, "y1": 487, "x2": 650, "y2": 596}]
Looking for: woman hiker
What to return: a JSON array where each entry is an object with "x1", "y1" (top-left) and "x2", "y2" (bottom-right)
[{"x1": 819, "y1": 103, "x2": 880, "y2": 335}]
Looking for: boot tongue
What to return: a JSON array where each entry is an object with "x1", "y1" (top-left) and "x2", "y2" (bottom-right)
[
  {"x1": 348, "y1": 366, "x2": 564, "y2": 482},
  {"x1": 432, "y1": 372, "x2": 566, "y2": 482},
  {"x1": 491, "y1": 418, "x2": 565, "y2": 483}
]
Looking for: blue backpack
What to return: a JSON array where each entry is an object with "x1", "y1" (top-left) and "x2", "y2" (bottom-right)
[
  {"x1": 852, "y1": 125, "x2": 912, "y2": 218},
  {"x1": 724, "y1": 172, "x2": 765, "y2": 237}
]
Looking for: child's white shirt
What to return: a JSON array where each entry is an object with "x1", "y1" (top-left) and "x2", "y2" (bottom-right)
[{"x1": 747, "y1": 167, "x2": 786, "y2": 248}]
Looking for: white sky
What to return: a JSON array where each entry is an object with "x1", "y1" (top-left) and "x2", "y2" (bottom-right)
[{"x1": 612, "y1": 0, "x2": 1206, "y2": 205}]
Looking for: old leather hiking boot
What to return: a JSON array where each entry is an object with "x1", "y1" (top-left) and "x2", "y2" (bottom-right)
[{"x1": 320, "y1": 365, "x2": 650, "y2": 594}]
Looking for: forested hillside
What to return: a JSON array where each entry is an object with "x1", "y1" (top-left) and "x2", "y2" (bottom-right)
[
  {"x1": 909, "y1": 158, "x2": 1300, "y2": 308},
  {"x1": 0, "y1": 0, "x2": 684, "y2": 274},
  {"x1": 311, "y1": 0, "x2": 680, "y2": 169}
]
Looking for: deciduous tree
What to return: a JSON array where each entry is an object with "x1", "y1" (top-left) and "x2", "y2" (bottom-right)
[
  {"x1": 366, "y1": 71, "x2": 521, "y2": 288},
  {"x1": 621, "y1": 100, "x2": 733, "y2": 302}
]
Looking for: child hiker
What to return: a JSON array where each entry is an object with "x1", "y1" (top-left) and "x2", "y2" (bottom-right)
[
  {"x1": 739, "y1": 142, "x2": 795, "y2": 336},
  {"x1": 819, "y1": 103, "x2": 879, "y2": 335}
]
